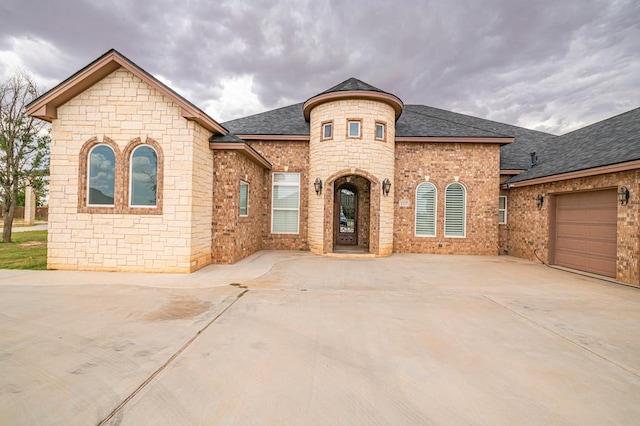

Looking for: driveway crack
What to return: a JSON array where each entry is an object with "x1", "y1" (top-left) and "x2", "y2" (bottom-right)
[{"x1": 97, "y1": 290, "x2": 247, "y2": 425}]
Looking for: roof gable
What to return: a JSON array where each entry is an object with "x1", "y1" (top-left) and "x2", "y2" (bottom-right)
[{"x1": 26, "y1": 49, "x2": 227, "y2": 135}]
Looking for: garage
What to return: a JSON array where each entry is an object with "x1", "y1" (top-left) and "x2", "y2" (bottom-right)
[{"x1": 553, "y1": 190, "x2": 618, "y2": 277}]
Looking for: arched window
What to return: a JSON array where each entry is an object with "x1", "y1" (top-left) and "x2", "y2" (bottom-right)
[
  {"x1": 445, "y1": 182, "x2": 466, "y2": 237},
  {"x1": 415, "y1": 182, "x2": 436, "y2": 237},
  {"x1": 87, "y1": 144, "x2": 116, "y2": 206},
  {"x1": 129, "y1": 145, "x2": 158, "y2": 207}
]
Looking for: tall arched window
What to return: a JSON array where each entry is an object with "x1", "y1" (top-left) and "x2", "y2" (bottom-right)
[
  {"x1": 445, "y1": 182, "x2": 466, "y2": 237},
  {"x1": 415, "y1": 182, "x2": 436, "y2": 237},
  {"x1": 129, "y1": 145, "x2": 158, "y2": 207},
  {"x1": 87, "y1": 144, "x2": 116, "y2": 206}
]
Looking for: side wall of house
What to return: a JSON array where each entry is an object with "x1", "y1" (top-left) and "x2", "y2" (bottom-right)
[
  {"x1": 211, "y1": 151, "x2": 267, "y2": 263},
  {"x1": 505, "y1": 170, "x2": 639, "y2": 285},
  {"x1": 48, "y1": 67, "x2": 211, "y2": 272},
  {"x1": 249, "y1": 140, "x2": 310, "y2": 251},
  {"x1": 393, "y1": 142, "x2": 501, "y2": 255}
]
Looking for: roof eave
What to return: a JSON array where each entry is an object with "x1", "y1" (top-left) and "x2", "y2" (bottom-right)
[
  {"x1": 506, "y1": 159, "x2": 640, "y2": 188},
  {"x1": 396, "y1": 136, "x2": 513, "y2": 144},
  {"x1": 303, "y1": 90, "x2": 404, "y2": 121}
]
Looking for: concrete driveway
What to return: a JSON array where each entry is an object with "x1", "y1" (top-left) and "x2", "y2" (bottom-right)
[{"x1": 1, "y1": 253, "x2": 640, "y2": 425}]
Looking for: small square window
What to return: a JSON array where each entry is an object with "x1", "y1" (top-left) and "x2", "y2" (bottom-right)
[
  {"x1": 375, "y1": 122, "x2": 385, "y2": 140},
  {"x1": 347, "y1": 120, "x2": 361, "y2": 138},
  {"x1": 322, "y1": 122, "x2": 333, "y2": 140}
]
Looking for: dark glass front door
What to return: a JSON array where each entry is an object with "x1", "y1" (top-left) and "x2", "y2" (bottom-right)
[{"x1": 336, "y1": 184, "x2": 357, "y2": 245}]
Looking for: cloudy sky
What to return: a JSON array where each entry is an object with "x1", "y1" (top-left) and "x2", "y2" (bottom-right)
[{"x1": 1, "y1": 0, "x2": 638, "y2": 134}]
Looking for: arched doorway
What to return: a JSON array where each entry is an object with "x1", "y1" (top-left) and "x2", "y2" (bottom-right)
[{"x1": 335, "y1": 183, "x2": 358, "y2": 245}]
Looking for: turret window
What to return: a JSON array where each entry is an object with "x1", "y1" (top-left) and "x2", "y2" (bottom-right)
[
  {"x1": 321, "y1": 121, "x2": 333, "y2": 140},
  {"x1": 347, "y1": 119, "x2": 362, "y2": 138},
  {"x1": 375, "y1": 122, "x2": 386, "y2": 141}
]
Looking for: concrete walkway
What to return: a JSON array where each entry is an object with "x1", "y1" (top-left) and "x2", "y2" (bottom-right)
[
  {"x1": 0, "y1": 223, "x2": 48, "y2": 233},
  {"x1": 1, "y1": 253, "x2": 639, "y2": 425}
]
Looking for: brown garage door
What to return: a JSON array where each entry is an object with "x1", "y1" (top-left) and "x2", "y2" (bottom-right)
[{"x1": 554, "y1": 190, "x2": 617, "y2": 277}]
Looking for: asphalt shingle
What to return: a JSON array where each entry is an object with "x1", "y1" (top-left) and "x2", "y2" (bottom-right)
[{"x1": 508, "y1": 107, "x2": 640, "y2": 183}]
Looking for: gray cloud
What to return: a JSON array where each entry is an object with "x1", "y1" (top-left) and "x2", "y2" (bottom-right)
[{"x1": 1, "y1": 0, "x2": 638, "y2": 133}]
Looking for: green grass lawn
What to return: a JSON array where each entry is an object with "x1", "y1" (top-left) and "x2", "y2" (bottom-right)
[{"x1": 0, "y1": 230, "x2": 47, "y2": 270}]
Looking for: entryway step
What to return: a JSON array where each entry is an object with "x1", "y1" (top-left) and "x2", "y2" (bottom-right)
[{"x1": 326, "y1": 252, "x2": 376, "y2": 259}]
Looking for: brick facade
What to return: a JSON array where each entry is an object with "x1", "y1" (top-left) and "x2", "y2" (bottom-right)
[
  {"x1": 504, "y1": 170, "x2": 639, "y2": 285},
  {"x1": 211, "y1": 151, "x2": 267, "y2": 264},
  {"x1": 249, "y1": 140, "x2": 310, "y2": 251},
  {"x1": 393, "y1": 142, "x2": 501, "y2": 255}
]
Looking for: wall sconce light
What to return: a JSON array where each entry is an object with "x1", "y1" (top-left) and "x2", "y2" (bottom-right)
[
  {"x1": 314, "y1": 178, "x2": 323, "y2": 196},
  {"x1": 382, "y1": 178, "x2": 391, "y2": 196},
  {"x1": 535, "y1": 194, "x2": 544, "y2": 209},
  {"x1": 618, "y1": 186, "x2": 630, "y2": 205}
]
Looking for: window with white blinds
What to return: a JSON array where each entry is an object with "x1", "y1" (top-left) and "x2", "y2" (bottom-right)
[
  {"x1": 415, "y1": 182, "x2": 437, "y2": 236},
  {"x1": 239, "y1": 181, "x2": 249, "y2": 216},
  {"x1": 445, "y1": 182, "x2": 466, "y2": 237},
  {"x1": 272, "y1": 173, "x2": 300, "y2": 234}
]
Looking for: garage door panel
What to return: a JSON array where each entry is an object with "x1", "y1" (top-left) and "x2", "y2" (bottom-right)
[{"x1": 554, "y1": 190, "x2": 617, "y2": 278}]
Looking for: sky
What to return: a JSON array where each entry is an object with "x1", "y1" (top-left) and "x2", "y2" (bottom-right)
[{"x1": 1, "y1": 0, "x2": 638, "y2": 135}]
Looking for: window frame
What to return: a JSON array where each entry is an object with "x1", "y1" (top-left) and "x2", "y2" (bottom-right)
[
  {"x1": 87, "y1": 143, "x2": 116, "y2": 208},
  {"x1": 128, "y1": 144, "x2": 159, "y2": 208},
  {"x1": 346, "y1": 119, "x2": 362, "y2": 139},
  {"x1": 271, "y1": 172, "x2": 300, "y2": 234},
  {"x1": 444, "y1": 182, "x2": 467, "y2": 238},
  {"x1": 415, "y1": 182, "x2": 437, "y2": 237},
  {"x1": 321, "y1": 121, "x2": 333, "y2": 141},
  {"x1": 375, "y1": 121, "x2": 386, "y2": 141},
  {"x1": 240, "y1": 181, "x2": 249, "y2": 217},
  {"x1": 498, "y1": 195, "x2": 507, "y2": 224}
]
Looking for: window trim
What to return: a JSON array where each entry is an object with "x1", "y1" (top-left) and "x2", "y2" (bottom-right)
[
  {"x1": 78, "y1": 136, "x2": 122, "y2": 214},
  {"x1": 321, "y1": 120, "x2": 333, "y2": 141},
  {"x1": 375, "y1": 121, "x2": 386, "y2": 141},
  {"x1": 271, "y1": 172, "x2": 300, "y2": 234},
  {"x1": 415, "y1": 182, "x2": 437, "y2": 237},
  {"x1": 444, "y1": 182, "x2": 467, "y2": 238},
  {"x1": 346, "y1": 119, "x2": 362, "y2": 139},
  {"x1": 240, "y1": 181, "x2": 249, "y2": 217},
  {"x1": 87, "y1": 143, "x2": 116, "y2": 208},
  {"x1": 128, "y1": 144, "x2": 159, "y2": 208},
  {"x1": 498, "y1": 195, "x2": 507, "y2": 224}
]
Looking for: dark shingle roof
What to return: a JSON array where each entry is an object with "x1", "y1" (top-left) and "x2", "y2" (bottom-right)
[
  {"x1": 317, "y1": 77, "x2": 387, "y2": 96},
  {"x1": 398, "y1": 105, "x2": 512, "y2": 138},
  {"x1": 219, "y1": 103, "x2": 309, "y2": 136},
  {"x1": 213, "y1": 80, "x2": 553, "y2": 170},
  {"x1": 402, "y1": 105, "x2": 554, "y2": 170},
  {"x1": 508, "y1": 107, "x2": 640, "y2": 183}
]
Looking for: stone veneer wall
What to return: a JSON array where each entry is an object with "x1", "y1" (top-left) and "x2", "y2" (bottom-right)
[
  {"x1": 308, "y1": 99, "x2": 396, "y2": 255},
  {"x1": 393, "y1": 142, "x2": 501, "y2": 255},
  {"x1": 211, "y1": 150, "x2": 267, "y2": 263},
  {"x1": 505, "y1": 170, "x2": 639, "y2": 286},
  {"x1": 249, "y1": 140, "x2": 310, "y2": 251},
  {"x1": 48, "y1": 67, "x2": 212, "y2": 272}
]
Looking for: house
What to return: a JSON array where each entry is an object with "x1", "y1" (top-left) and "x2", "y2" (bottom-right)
[{"x1": 26, "y1": 49, "x2": 640, "y2": 286}]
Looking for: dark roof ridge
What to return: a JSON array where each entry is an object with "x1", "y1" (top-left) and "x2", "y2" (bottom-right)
[
  {"x1": 404, "y1": 105, "x2": 513, "y2": 138},
  {"x1": 556, "y1": 106, "x2": 640, "y2": 137},
  {"x1": 406, "y1": 104, "x2": 556, "y2": 137},
  {"x1": 222, "y1": 102, "x2": 304, "y2": 126}
]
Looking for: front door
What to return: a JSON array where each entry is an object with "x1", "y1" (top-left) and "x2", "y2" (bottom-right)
[{"x1": 336, "y1": 184, "x2": 357, "y2": 245}]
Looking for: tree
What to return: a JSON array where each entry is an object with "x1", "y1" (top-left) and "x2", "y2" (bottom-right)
[{"x1": 0, "y1": 71, "x2": 49, "y2": 243}]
